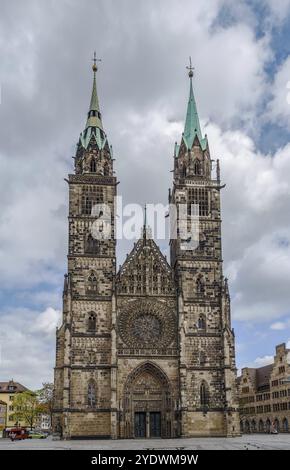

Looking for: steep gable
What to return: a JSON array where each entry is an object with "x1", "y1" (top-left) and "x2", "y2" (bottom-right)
[{"x1": 117, "y1": 237, "x2": 175, "y2": 296}]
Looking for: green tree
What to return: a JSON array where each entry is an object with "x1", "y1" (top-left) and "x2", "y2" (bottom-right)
[
  {"x1": 12, "y1": 391, "x2": 42, "y2": 429},
  {"x1": 37, "y1": 382, "x2": 54, "y2": 425}
]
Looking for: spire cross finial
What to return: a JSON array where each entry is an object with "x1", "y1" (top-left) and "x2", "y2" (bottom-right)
[
  {"x1": 92, "y1": 51, "x2": 101, "y2": 73},
  {"x1": 186, "y1": 56, "x2": 194, "y2": 79},
  {"x1": 144, "y1": 204, "x2": 147, "y2": 228},
  {"x1": 143, "y1": 204, "x2": 147, "y2": 240}
]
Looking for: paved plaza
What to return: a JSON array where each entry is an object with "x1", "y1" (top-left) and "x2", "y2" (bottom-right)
[{"x1": 0, "y1": 434, "x2": 289, "y2": 450}]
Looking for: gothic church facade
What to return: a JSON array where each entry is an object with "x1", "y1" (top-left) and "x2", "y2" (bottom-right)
[{"x1": 53, "y1": 61, "x2": 240, "y2": 438}]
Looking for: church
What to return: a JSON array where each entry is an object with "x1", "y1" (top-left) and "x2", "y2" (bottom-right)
[{"x1": 52, "y1": 58, "x2": 240, "y2": 439}]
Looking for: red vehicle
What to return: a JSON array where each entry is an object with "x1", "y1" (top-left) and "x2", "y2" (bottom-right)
[{"x1": 9, "y1": 427, "x2": 29, "y2": 441}]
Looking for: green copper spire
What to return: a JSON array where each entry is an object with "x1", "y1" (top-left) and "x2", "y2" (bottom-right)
[
  {"x1": 182, "y1": 58, "x2": 207, "y2": 152},
  {"x1": 78, "y1": 53, "x2": 111, "y2": 154},
  {"x1": 85, "y1": 52, "x2": 103, "y2": 130}
]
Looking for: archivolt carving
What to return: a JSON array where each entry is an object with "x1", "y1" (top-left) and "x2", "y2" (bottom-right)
[{"x1": 124, "y1": 361, "x2": 171, "y2": 394}]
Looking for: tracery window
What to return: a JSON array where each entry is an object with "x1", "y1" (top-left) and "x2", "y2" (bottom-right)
[
  {"x1": 198, "y1": 315, "x2": 206, "y2": 330},
  {"x1": 199, "y1": 350, "x2": 206, "y2": 365},
  {"x1": 188, "y1": 187, "x2": 209, "y2": 216},
  {"x1": 200, "y1": 381, "x2": 209, "y2": 406},
  {"x1": 90, "y1": 158, "x2": 96, "y2": 173},
  {"x1": 196, "y1": 276, "x2": 205, "y2": 295},
  {"x1": 85, "y1": 233, "x2": 100, "y2": 254},
  {"x1": 194, "y1": 159, "x2": 202, "y2": 175},
  {"x1": 88, "y1": 381, "x2": 96, "y2": 407},
  {"x1": 87, "y1": 271, "x2": 98, "y2": 294},
  {"x1": 81, "y1": 186, "x2": 104, "y2": 215},
  {"x1": 88, "y1": 312, "x2": 96, "y2": 332}
]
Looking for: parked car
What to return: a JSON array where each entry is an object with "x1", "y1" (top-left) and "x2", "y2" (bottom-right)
[
  {"x1": 27, "y1": 430, "x2": 47, "y2": 439},
  {"x1": 9, "y1": 427, "x2": 29, "y2": 441}
]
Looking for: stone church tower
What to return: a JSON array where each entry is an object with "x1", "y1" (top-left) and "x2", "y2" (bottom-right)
[{"x1": 53, "y1": 59, "x2": 240, "y2": 438}]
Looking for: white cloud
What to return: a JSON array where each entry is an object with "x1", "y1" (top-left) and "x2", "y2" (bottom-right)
[
  {"x1": 262, "y1": 0, "x2": 290, "y2": 26},
  {"x1": 267, "y1": 55, "x2": 290, "y2": 129},
  {"x1": 270, "y1": 320, "x2": 290, "y2": 330},
  {"x1": 254, "y1": 355, "x2": 274, "y2": 367},
  {"x1": 202, "y1": 123, "x2": 290, "y2": 322},
  {"x1": 0, "y1": 305, "x2": 59, "y2": 389},
  {"x1": 271, "y1": 322, "x2": 287, "y2": 330},
  {"x1": 31, "y1": 307, "x2": 61, "y2": 335}
]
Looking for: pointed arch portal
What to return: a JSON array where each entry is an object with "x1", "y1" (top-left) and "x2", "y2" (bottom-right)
[{"x1": 121, "y1": 362, "x2": 174, "y2": 438}]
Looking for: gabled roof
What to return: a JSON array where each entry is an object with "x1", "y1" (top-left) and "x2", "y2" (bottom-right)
[
  {"x1": 117, "y1": 232, "x2": 175, "y2": 296},
  {"x1": 256, "y1": 364, "x2": 273, "y2": 388},
  {"x1": 0, "y1": 380, "x2": 28, "y2": 393},
  {"x1": 119, "y1": 237, "x2": 172, "y2": 277},
  {"x1": 239, "y1": 363, "x2": 274, "y2": 391}
]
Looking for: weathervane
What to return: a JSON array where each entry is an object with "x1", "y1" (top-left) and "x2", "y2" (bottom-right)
[
  {"x1": 92, "y1": 51, "x2": 101, "y2": 73},
  {"x1": 186, "y1": 56, "x2": 194, "y2": 78}
]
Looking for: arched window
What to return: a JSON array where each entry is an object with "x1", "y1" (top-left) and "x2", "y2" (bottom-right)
[
  {"x1": 200, "y1": 381, "x2": 209, "y2": 406},
  {"x1": 85, "y1": 233, "x2": 100, "y2": 254},
  {"x1": 196, "y1": 276, "x2": 205, "y2": 295},
  {"x1": 85, "y1": 196, "x2": 93, "y2": 215},
  {"x1": 199, "y1": 350, "x2": 206, "y2": 366},
  {"x1": 251, "y1": 420, "x2": 256, "y2": 433},
  {"x1": 103, "y1": 163, "x2": 109, "y2": 176},
  {"x1": 274, "y1": 418, "x2": 280, "y2": 433},
  {"x1": 198, "y1": 233, "x2": 206, "y2": 252},
  {"x1": 88, "y1": 312, "x2": 96, "y2": 332},
  {"x1": 198, "y1": 315, "x2": 206, "y2": 330},
  {"x1": 90, "y1": 158, "x2": 96, "y2": 173},
  {"x1": 87, "y1": 271, "x2": 98, "y2": 294},
  {"x1": 258, "y1": 419, "x2": 264, "y2": 433},
  {"x1": 194, "y1": 159, "x2": 202, "y2": 175},
  {"x1": 88, "y1": 351, "x2": 95, "y2": 364},
  {"x1": 266, "y1": 418, "x2": 271, "y2": 433},
  {"x1": 88, "y1": 381, "x2": 96, "y2": 407}
]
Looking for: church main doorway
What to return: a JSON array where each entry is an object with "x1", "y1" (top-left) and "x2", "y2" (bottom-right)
[
  {"x1": 134, "y1": 411, "x2": 161, "y2": 438},
  {"x1": 134, "y1": 412, "x2": 146, "y2": 438},
  {"x1": 150, "y1": 412, "x2": 161, "y2": 437},
  {"x1": 122, "y1": 363, "x2": 173, "y2": 439}
]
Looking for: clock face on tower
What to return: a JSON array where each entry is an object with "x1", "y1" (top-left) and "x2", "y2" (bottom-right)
[{"x1": 118, "y1": 299, "x2": 175, "y2": 349}]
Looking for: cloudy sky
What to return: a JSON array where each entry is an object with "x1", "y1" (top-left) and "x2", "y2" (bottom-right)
[{"x1": 0, "y1": 0, "x2": 290, "y2": 389}]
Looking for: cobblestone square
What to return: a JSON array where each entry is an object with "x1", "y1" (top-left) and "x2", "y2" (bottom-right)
[{"x1": 0, "y1": 435, "x2": 289, "y2": 450}]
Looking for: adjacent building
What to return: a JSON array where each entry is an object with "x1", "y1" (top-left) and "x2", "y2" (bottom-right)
[
  {"x1": 0, "y1": 380, "x2": 28, "y2": 428},
  {"x1": 0, "y1": 400, "x2": 7, "y2": 436},
  {"x1": 239, "y1": 343, "x2": 290, "y2": 433},
  {"x1": 36, "y1": 413, "x2": 51, "y2": 432},
  {"x1": 53, "y1": 60, "x2": 239, "y2": 439}
]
